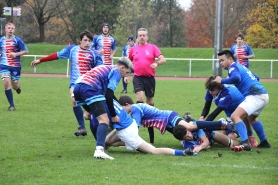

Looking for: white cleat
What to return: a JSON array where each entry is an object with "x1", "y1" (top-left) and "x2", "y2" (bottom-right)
[{"x1": 94, "y1": 147, "x2": 114, "y2": 160}]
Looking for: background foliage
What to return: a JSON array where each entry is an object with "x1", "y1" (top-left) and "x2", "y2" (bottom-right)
[{"x1": 0, "y1": 0, "x2": 277, "y2": 48}]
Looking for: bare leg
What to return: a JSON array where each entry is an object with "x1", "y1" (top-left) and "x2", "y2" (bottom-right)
[
  {"x1": 137, "y1": 140, "x2": 174, "y2": 155},
  {"x1": 213, "y1": 131, "x2": 239, "y2": 147}
]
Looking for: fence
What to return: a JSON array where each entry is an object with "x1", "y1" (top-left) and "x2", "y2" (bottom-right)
[{"x1": 21, "y1": 55, "x2": 278, "y2": 78}]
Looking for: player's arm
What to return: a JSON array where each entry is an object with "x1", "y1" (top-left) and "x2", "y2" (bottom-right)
[
  {"x1": 200, "y1": 100, "x2": 212, "y2": 120},
  {"x1": 110, "y1": 49, "x2": 116, "y2": 60},
  {"x1": 214, "y1": 70, "x2": 241, "y2": 84},
  {"x1": 205, "y1": 106, "x2": 224, "y2": 121},
  {"x1": 105, "y1": 88, "x2": 119, "y2": 123},
  {"x1": 193, "y1": 134, "x2": 210, "y2": 153},
  {"x1": 30, "y1": 52, "x2": 58, "y2": 67},
  {"x1": 9, "y1": 50, "x2": 28, "y2": 58}
]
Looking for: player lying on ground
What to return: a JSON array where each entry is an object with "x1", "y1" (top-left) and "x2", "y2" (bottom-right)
[
  {"x1": 172, "y1": 124, "x2": 239, "y2": 155},
  {"x1": 84, "y1": 100, "x2": 195, "y2": 157},
  {"x1": 118, "y1": 95, "x2": 236, "y2": 136}
]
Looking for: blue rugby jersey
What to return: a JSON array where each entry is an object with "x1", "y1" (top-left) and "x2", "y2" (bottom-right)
[
  {"x1": 230, "y1": 44, "x2": 254, "y2": 68},
  {"x1": 76, "y1": 65, "x2": 121, "y2": 94},
  {"x1": 57, "y1": 45, "x2": 103, "y2": 85},
  {"x1": 122, "y1": 44, "x2": 135, "y2": 57},
  {"x1": 131, "y1": 103, "x2": 173, "y2": 134},
  {"x1": 224, "y1": 62, "x2": 267, "y2": 96},
  {"x1": 205, "y1": 85, "x2": 245, "y2": 117},
  {"x1": 0, "y1": 36, "x2": 28, "y2": 67},
  {"x1": 91, "y1": 35, "x2": 116, "y2": 65}
]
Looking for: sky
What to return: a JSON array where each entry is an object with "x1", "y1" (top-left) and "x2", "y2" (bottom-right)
[{"x1": 177, "y1": 0, "x2": 192, "y2": 10}]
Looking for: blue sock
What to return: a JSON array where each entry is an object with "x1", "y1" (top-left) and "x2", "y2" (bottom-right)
[
  {"x1": 96, "y1": 123, "x2": 108, "y2": 147},
  {"x1": 5, "y1": 89, "x2": 14, "y2": 106},
  {"x1": 122, "y1": 78, "x2": 127, "y2": 90},
  {"x1": 174, "y1": 150, "x2": 185, "y2": 156},
  {"x1": 73, "y1": 107, "x2": 85, "y2": 129},
  {"x1": 196, "y1": 120, "x2": 222, "y2": 129},
  {"x1": 247, "y1": 130, "x2": 253, "y2": 136},
  {"x1": 235, "y1": 121, "x2": 248, "y2": 141},
  {"x1": 90, "y1": 116, "x2": 99, "y2": 141},
  {"x1": 252, "y1": 120, "x2": 266, "y2": 142}
]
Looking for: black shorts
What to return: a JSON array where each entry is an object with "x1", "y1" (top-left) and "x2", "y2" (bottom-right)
[
  {"x1": 133, "y1": 76, "x2": 155, "y2": 97},
  {"x1": 88, "y1": 101, "x2": 107, "y2": 118}
]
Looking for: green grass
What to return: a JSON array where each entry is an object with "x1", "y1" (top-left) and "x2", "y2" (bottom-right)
[
  {"x1": 0, "y1": 77, "x2": 278, "y2": 185},
  {"x1": 21, "y1": 44, "x2": 278, "y2": 78}
]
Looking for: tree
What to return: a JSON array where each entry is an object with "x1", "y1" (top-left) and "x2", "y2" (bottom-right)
[
  {"x1": 245, "y1": 0, "x2": 278, "y2": 48},
  {"x1": 185, "y1": 0, "x2": 252, "y2": 47},
  {"x1": 24, "y1": 0, "x2": 65, "y2": 42},
  {"x1": 113, "y1": 0, "x2": 155, "y2": 46},
  {"x1": 152, "y1": 0, "x2": 186, "y2": 47},
  {"x1": 58, "y1": 0, "x2": 122, "y2": 43}
]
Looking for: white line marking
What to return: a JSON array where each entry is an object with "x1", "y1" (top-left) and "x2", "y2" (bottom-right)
[{"x1": 173, "y1": 162, "x2": 278, "y2": 170}]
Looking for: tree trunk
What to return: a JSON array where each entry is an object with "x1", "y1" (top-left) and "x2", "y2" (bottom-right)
[{"x1": 39, "y1": 23, "x2": 45, "y2": 42}]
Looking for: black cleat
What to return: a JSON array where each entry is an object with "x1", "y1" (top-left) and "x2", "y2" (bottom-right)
[
  {"x1": 16, "y1": 87, "x2": 21, "y2": 94},
  {"x1": 231, "y1": 139, "x2": 252, "y2": 151},
  {"x1": 257, "y1": 140, "x2": 271, "y2": 148},
  {"x1": 74, "y1": 127, "x2": 87, "y2": 136},
  {"x1": 8, "y1": 106, "x2": 16, "y2": 111},
  {"x1": 121, "y1": 90, "x2": 127, "y2": 94},
  {"x1": 183, "y1": 112, "x2": 196, "y2": 123}
]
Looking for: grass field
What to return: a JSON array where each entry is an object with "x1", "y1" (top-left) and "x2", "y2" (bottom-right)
[
  {"x1": 21, "y1": 43, "x2": 278, "y2": 78},
  {"x1": 0, "y1": 77, "x2": 278, "y2": 185}
]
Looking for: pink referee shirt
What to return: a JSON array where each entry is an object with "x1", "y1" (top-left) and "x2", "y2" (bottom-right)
[{"x1": 129, "y1": 44, "x2": 162, "y2": 77}]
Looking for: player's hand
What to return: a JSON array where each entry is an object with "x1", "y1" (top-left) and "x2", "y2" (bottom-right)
[
  {"x1": 213, "y1": 76, "x2": 222, "y2": 83},
  {"x1": 124, "y1": 76, "x2": 129, "y2": 83},
  {"x1": 8, "y1": 52, "x2": 17, "y2": 58},
  {"x1": 199, "y1": 116, "x2": 205, "y2": 121},
  {"x1": 109, "y1": 55, "x2": 114, "y2": 60},
  {"x1": 98, "y1": 50, "x2": 104, "y2": 55},
  {"x1": 83, "y1": 111, "x2": 91, "y2": 120},
  {"x1": 31, "y1": 59, "x2": 41, "y2": 67},
  {"x1": 112, "y1": 115, "x2": 120, "y2": 123},
  {"x1": 193, "y1": 146, "x2": 202, "y2": 153}
]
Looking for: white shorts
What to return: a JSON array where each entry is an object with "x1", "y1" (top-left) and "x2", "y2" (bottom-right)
[
  {"x1": 239, "y1": 94, "x2": 269, "y2": 116},
  {"x1": 116, "y1": 120, "x2": 143, "y2": 150}
]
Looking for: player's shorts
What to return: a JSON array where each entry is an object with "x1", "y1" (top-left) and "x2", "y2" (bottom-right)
[
  {"x1": 73, "y1": 83, "x2": 105, "y2": 106},
  {"x1": 238, "y1": 94, "x2": 269, "y2": 116},
  {"x1": 116, "y1": 119, "x2": 143, "y2": 150},
  {"x1": 165, "y1": 111, "x2": 183, "y2": 133},
  {"x1": 0, "y1": 65, "x2": 21, "y2": 81},
  {"x1": 133, "y1": 75, "x2": 155, "y2": 97}
]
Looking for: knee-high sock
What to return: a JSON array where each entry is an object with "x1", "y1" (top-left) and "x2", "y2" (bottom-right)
[
  {"x1": 90, "y1": 115, "x2": 99, "y2": 140},
  {"x1": 247, "y1": 130, "x2": 253, "y2": 137},
  {"x1": 73, "y1": 106, "x2": 85, "y2": 129},
  {"x1": 96, "y1": 123, "x2": 108, "y2": 147},
  {"x1": 196, "y1": 120, "x2": 227, "y2": 130},
  {"x1": 122, "y1": 77, "x2": 127, "y2": 90},
  {"x1": 235, "y1": 121, "x2": 248, "y2": 141},
  {"x1": 148, "y1": 127, "x2": 154, "y2": 144},
  {"x1": 5, "y1": 89, "x2": 14, "y2": 106},
  {"x1": 252, "y1": 120, "x2": 266, "y2": 142}
]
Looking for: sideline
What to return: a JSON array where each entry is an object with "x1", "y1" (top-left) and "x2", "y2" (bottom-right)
[{"x1": 22, "y1": 73, "x2": 278, "y2": 82}]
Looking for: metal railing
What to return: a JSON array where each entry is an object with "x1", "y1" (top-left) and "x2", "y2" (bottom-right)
[{"x1": 22, "y1": 55, "x2": 278, "y2": 78}]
